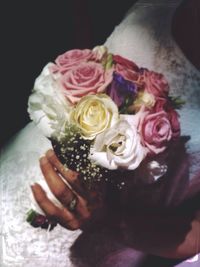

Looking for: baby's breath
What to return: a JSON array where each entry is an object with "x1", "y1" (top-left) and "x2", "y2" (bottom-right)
[{"x1": 51, "y1": 124, "x2": 108, "y2": 189}]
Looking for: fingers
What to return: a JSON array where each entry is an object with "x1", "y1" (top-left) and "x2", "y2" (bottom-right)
[
  {"x1": 31, "y1": 183, "x2": 80, "y2": 230},
  {"x1": 40, "y1": 156, "x2": 74, "y2": 206},
  {"x1": 46, "y1": 149, "x2": 78, "y2": 184},
  {"x1": 46, "y1": 149, "x2": 84, "y2": 196},
  {"x1": 35, "y1": 152, "x2": 93, "y2": 230},
  {"x1": 31, "y1": 183, "x2": 60, "y2": 218},
  {"x1": 75, "y1": 194, "x2": 91, "y2": 220}
]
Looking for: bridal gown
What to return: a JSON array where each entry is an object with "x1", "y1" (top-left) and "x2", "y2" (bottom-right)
[{"x1": 1, "y1": 0, "x2": 200, "y2": 266}]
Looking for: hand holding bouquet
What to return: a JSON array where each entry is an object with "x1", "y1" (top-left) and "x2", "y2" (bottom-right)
[{"x1": 27, "y1": 45, "x2": 185, "y2": 229}]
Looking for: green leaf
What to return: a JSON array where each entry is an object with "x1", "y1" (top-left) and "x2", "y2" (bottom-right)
[
  {"x1": 26, "y1": 209, "x2": 37, "y2": 223},
  {"x1": 105, "y1": 54, "x2": 113, "y2": 70},
  {"x1": 169, "y1": 96, "x2": 185, "y2": 109},
  {"x1": 119, "y1": 95, "x2": 135, "y2": 114}
]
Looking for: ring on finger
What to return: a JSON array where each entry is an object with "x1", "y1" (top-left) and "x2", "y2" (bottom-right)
[{"x1": 67, "y1": 195, "x2": 78, "y2": 212}]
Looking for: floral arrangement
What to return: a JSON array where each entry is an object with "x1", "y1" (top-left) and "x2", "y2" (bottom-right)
[{"x1": 27, "y1": 46, "x2": 184, "y2": 228}]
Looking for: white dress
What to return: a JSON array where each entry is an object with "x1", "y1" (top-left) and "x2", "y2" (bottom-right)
[{"x1": 1, "y1": 1, "x2": 200, "y2": 266}]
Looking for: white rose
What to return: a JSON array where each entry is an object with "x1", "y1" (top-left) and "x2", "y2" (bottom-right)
[
  {"x1": 70, "y1": 94, "x2": 119, "y2": 139},
  {"x1": 90, "y1": 115, "x2": 147, "y2": 170},
  {"x1": 28, "y1": 63, "x2": 71, "y2": 137}
]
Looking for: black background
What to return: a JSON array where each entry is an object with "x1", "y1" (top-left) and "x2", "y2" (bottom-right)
[{"x1": 1, "y1": 0, "x2": 134, "y2": 147}]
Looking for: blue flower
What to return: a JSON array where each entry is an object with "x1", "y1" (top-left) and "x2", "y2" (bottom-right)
[{"x1": 107, "y1": 72, "x2": 137, "y2": 111}]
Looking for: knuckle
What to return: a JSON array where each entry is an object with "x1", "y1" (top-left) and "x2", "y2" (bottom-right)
[
  {"x1": 78, "y1": 196, "x2": 87, "y2": 206},
  {"x1": 39, "y1": 157, "x2": 49, "y2": 168},
  {"x1": 38, "y1": 197, "x2": 47, "y2": 207},
  {"x1": 60, "y1": 192, "x2": 76, "y2": 207},
  {"x1": 69, "y1": 221, "x2": 80, "y2": 231},
  {"x1": 46, "y1": 149, "x2": 55, "y2": 159},
  {"x1": 40, "y1": 163, "x2": 51, "y2": 177},
  {"x1": 47, "y1": 207, "x2": 59, "y2": 218},
  {"x1": 68, "y1": 170, "x2": 78, "y2": 181},
  {"x1": 54, "y1": 187, "x2": 70, "y2": 201},
  {"x1": 34, "y1": 191, "x2": 47, "y2": 204},
  {"x1": 60, "y1": 218, "x2": 80, "y2": 231},
  {"x1": 46, "y1": 150, "x2": 62, "y2": 168},
  {"x1": 82, "y1": 211, "x2": 91, "y2": 220}
]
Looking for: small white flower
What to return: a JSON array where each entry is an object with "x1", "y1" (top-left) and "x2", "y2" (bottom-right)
[{"x1": 90, "y1": 115, "x2": 147, "y2": 170}]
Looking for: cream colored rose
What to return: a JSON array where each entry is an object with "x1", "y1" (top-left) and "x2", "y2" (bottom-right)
[
  {"x1": 70, "y1": 94, "x2": 119, "y2": 139},
  {"x1": 90, "y1": 115, "x2": 147, "y2": 170},
  {"x1": 129, "y1": 91, "x2": 155, "y2": 112},
  {"x1": 92, "y1": 45, "x2": 108, "y2": 61}
]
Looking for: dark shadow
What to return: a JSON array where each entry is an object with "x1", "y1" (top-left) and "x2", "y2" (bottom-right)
[
  {"x1": 69, "y1": 139, "x2": 200, "y2": 266},
  {"x1": 172, "y1": 0, "x2": 200, "y2": 70}
]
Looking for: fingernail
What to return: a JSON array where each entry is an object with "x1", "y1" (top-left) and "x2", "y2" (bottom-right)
[
  {"x1": 39, "y1": 154, "x2": 46, "y2": 159},
  {"x1": 31, "y1": 183, "x2": 40, "y2": 191},
  {"x1": 30, "y1": 182, "x2": 36, "y2": 188},
  {"x1": 46, "y1": 149, "x2": 54, "y2": 158},
  {"x1": 40, "y1": 156, "x2": 48, "y2": 165},
  {"x1": 30, "y1": 184, "x2": 35, "y2": 191}
]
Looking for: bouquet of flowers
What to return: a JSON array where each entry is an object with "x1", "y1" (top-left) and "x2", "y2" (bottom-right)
[{"x1": 27, "y1": 46, "x2": 184, "y2": 229}]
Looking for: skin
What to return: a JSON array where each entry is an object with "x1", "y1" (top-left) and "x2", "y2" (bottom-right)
[{"x1": 31, "y1": 149, "x2": 200, "y2": 260}]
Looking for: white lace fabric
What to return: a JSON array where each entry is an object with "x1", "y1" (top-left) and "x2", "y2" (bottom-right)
[{"x1": 1, "y1": 123, "x2": 81, "y2": 266}]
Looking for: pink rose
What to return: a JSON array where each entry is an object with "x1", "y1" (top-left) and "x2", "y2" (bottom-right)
[
  {"x1": 153, "y1": 98, "x2": 181, "y2": 139},
  {"x1": 113, "y1": 55, "x2": 143, "y2": 88},
  {"x1": 113, "y1": 55, "x2": 139, "y2": 71},
  {"x1": 114, "y1": 63, "x2": 142, "y2": 86},
  {"x1": 140, "y1": 70, "x2": 169, "y2": 97},
  {"x1": 52, "y1": 49, "x2": 93, "y2": 74},
  {"x1": 153, "y1": 97, "x2": 168, "y2": 112},
  {"x1": 61, "y1": 62, "x2": 113, "y2": 104},
  {"x1": 140, "y1": 111, "x2": 173, "y2": 154},
  {"x1": 167, "y1": 109, "x2": 180, "y2": 139}
]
